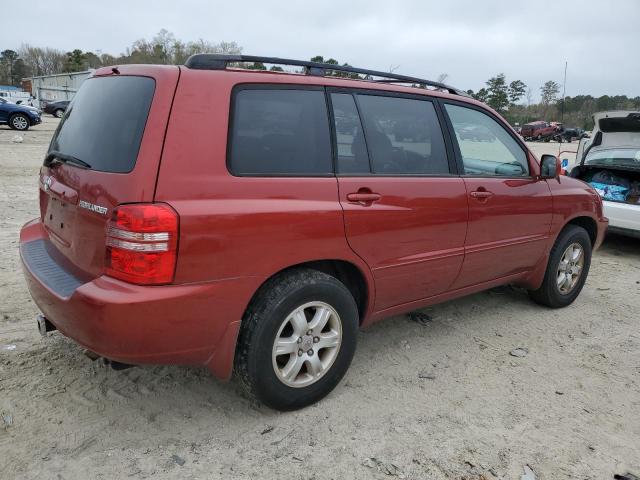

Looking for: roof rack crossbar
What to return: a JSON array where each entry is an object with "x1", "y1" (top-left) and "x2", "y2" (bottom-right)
[{"x1": 184, "y1": 54, "x2": 468, "y2": 96}]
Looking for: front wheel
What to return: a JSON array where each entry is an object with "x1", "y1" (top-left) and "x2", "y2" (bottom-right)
[
  {"x1": 54, "y1": 109, "x2": 64, "y2": 118},
  {"x1": 529, "y1": 225, "x2": 592, "y2": 308},
  {"x1": 9, "y1": 113, "x2": 30, "y2": 131},
  {"x1": 234, "y1": 269, "x2": 358, "y2": 411}
]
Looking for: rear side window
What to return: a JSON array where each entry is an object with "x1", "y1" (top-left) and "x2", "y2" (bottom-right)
[
  {"x1": 48, "y1": 76, "x2": 155, "y2": 173},
  {"x1": 229, "y1": 89, "x2": 332, "y2": 175},
  {"x1": 356, "y1": 95, "x2": 449, "y2": 175},
  {"x1": 445, "y1": 104, "x2": 529, "y2": 177},
  {"x1": 330, "y1": 93, "x2": 370, "y2": 174}
]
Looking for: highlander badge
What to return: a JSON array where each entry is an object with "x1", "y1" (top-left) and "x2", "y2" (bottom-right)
[{"x1": 79, "y1": 200, "x2": 108, "y2": 216}]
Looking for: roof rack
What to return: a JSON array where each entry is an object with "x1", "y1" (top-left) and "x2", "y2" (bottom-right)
[{"x1": 184, "y1": 54, "x2": 469, "y2": 97}]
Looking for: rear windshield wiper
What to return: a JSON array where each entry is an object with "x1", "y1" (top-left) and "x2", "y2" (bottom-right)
[{"x1": 44, "y1": 150, "x2": 92, "y2": 169}]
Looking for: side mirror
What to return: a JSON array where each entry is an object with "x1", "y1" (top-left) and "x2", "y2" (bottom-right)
[{"x1": 540, "y1": 154, "x2": 561, "y2": 179}]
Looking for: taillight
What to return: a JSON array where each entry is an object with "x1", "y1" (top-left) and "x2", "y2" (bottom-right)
[{"x1": 105, "y1": 203, "x2": 179, "y2": 285}]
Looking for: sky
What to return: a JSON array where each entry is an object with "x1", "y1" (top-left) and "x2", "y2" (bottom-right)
[{"x1": 4, "y1": 0, "x2": 640, "y2": 99}]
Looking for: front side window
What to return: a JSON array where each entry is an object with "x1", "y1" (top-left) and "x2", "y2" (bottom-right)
[
  {"x1": 355, "y1": 94, "x2": 450, "y2": 175},
  {"x1": 229, "y1": 89, "x2": 332, "y2": 175},
  {"x1": 445, "y1": 104, "x2": 529, "y2": 176}
]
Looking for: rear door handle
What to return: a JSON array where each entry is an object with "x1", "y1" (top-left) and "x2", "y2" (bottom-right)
[
  {"x1": 470, "y1": 190, "x2": 494, "y2": 200},
  {"x1": 346, "y1": 192, "x2": 381, "y2": 205}
]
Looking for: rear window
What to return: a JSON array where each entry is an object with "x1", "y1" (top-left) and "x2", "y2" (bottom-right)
[
  {"x1": 599, "y1": 115, "x2": 640, "y2": 133},
  {"x1": 48, "y1": 76, "x2": 155, "y2": 173},
  {"x1": 585, "y1": 148, "x2": 640, "y2": 168},
  {"x1": 228, "y1": 88, "x2": 332, "y2": 175}
]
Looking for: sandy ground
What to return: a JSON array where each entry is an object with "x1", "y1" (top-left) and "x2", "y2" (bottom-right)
[{"x1": 1, "y1": 117, "x2": 639, "y2": 480}]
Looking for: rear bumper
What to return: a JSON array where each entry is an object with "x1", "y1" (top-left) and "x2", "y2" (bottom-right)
[
  {"x1": 19, "y1": 219, "x2": 261, "y2": 379},
  {"x1": 603, "y1": 200, "x2": 639, "y2": 234}
]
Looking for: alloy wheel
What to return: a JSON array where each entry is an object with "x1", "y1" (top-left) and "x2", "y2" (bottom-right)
[
  {"x1": 12, "y1": 115, "x2": 28, "y2": 130},
  {"x1": 556, "y1": 242, "x2": 584, "y2": 294},
  {"x1": 272, "y1": 301, "x2": 342, "y2": 388}
]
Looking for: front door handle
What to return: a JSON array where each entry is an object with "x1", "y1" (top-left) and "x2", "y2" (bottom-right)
[
  {"x1": 346, "y1": 191, "x2": 381, "y2": 205},
  {"x1": 470, "y1": 190, "x2": 494, "y2": 200}
]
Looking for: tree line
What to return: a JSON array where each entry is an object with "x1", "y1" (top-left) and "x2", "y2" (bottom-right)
[
  {"x1": 466, "y1": 74, "x2": 640, "y2": 129},
  {"x1": 2, "y1": 30, "x2": 639, "y2": 129},
  {"x1": 0, "y1": 29, "x2": 241, "y2": 82}
]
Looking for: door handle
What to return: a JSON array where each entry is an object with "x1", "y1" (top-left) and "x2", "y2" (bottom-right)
[
  {"x1": 346, "y1": 191, "x2": 381, "y2": 205},
  {"x1": 470, "y1": 190, "x2": 494, "y2": 200}
]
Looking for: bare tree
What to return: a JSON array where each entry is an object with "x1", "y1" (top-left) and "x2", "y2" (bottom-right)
[
  {"x1": 19, "y1": 44, "x2": 66, "y2": 76},
  {"x1": 436, "y1": 73, "x2": 449, "y2": 84}
]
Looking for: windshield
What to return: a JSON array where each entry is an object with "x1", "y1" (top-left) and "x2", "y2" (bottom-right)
[
  {"x1": 48, "y1": 76, "x2": 155, "y2": 173},
  {"x1": 585, "y1": 148, "x2": 640, "y2": 168}
]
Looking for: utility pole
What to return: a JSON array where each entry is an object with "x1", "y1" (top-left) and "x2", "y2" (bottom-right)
[{"x1": 560, "y1": 61, "x2": 567, "y2": 123}]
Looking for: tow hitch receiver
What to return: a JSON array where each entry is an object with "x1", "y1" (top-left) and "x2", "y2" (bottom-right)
[{"x1": 37, "y1": 315, "x2": 56, "y2": 336}]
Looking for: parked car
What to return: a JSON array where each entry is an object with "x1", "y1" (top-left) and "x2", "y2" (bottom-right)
[
  {"x1": 20, "y1": 56, "x2": 607, "y2": 411},
  {"x1": 0, "y1": 97, "x2": 41, "y2": 130},
  {"x1": 521, "y1": 121, "x2": 557, "y2": 141},
  {"x1": 44, "y1": 100, "x2": 70, "y2": 118},
  {"x1": 570, "y1": 111, "x2": 640, "y2": 238},
  {"x1": 554, "y1": 126, "x2": 587, "y2": 143}
]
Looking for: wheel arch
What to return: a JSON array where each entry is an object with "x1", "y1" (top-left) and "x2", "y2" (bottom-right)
[
  {"x1": 564, "y1": 215, "x2": 598, "y2": 246},
  {"x1": 9, "y1": 112, "x2": 30, "y2": 129},
  {"x1": 522, "y1": 214, "x2": 598, "y2": 291},
  {"x1": 206, "y1": 258, "x2": 372, "y2": 381},
  {"x1": 248, "y1": 259, "x2": 372, "y2": 326}
]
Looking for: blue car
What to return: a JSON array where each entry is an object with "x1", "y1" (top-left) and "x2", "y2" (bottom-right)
[{"x1": 0, "y1": 97, "x2": 42, "y2": 131}]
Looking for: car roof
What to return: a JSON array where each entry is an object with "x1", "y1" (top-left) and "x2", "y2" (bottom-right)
[{"x1": 91, "y1": 62, "x2": 507, "y2": 125}]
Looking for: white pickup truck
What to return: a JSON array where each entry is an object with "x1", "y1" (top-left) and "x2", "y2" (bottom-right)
[{"x1": 569, "y1": 111, "x2": 640, "y2": 238}]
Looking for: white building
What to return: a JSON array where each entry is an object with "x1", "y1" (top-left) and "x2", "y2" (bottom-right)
[{"x1": 25, "y1": 70, "x2": 93, "y2": 106}]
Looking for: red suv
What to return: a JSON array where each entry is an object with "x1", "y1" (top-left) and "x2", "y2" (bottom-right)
[
  {"x1": 20, "y1": 55, "x2": 607, "y2": 410},
  {"x1": 521, "y1": 121, "x2": 557, "y2": 141}
]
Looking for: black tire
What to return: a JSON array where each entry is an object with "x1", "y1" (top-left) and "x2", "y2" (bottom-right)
[
  {"x1": 9, "y1": 113, "x2": 30, "y2": 131},
  {"x1": 529, "y1": 225, "x2": 592, "y2": 308},
  {"x1": 54, "y1": 109, "x2": 64, "y2": 118},
  {"x1": 234, "y1": 268, "x2": 359, "y2": 411}
]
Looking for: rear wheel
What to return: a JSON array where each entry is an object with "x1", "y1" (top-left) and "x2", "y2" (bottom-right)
[
  {"x1": 529, "y1": 225, "x2": 592, "y2": 308},
  {"x1": 9, "y1": 113, "x2": 29, "y2": 131},
  {"x1": 54, "y1": 109, "x2": 64, "y2": 118},
  {"x1": 235, "y1": 269, "x2": 358, "y2": 411}
]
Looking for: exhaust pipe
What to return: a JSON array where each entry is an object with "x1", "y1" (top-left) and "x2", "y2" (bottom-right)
[
  {"x1": 83, "y1": 350, "x2": 134, "y2": 370},
  {"x1": 37, "y1": 315, "x2": 56, "y2": 336},
  {"x1": 102, "y1": 357, "x2": 135, "y2": 371}
]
